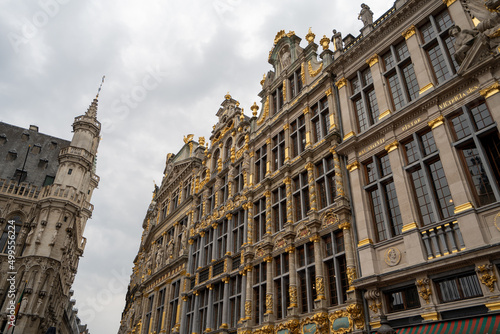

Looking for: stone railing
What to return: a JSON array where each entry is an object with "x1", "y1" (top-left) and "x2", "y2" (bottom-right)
[
  {"x1": 421, "y1": 221, "x2": 465, "y2": 260},
  {"x1": 0, "y1": 179, "x2": 40, "y2": 199},
  {"x1": 59, "y1": 146, "x2": 93, "y2": 161},
  {"x1": 40, "y1": 183, "x2": 87, "y2": 206}
]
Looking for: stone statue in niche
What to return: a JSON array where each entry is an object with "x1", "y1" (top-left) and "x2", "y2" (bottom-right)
[
  {"x1": 279, "y1": 47, "x2": 291, "y2": 68},
  {"x1": 25, "y1": 227, "x2": 34, "y2": 244},
  {"x1": 449, "y1": 25, "x2": 479, "y2": 64},
  {"x1": 167, "y1": 240, "x2": 174, "y2": 259},
  {"x1": 179, "y1": 225, "x2": 187, "y2": 255},
  {"x1": 35, "y1": 226, "x2": 44, "y2": 244},
  {"x1": 49, "y1": 229, "x2": 58, "y2": 246},
  {"x1": 331, "y1": 29, "x2": 343, "y2": 51},
  {"x1": 358, "y1": 3, "x2": 374, "y2": 26},
  {"x1": 156, "y1": 248, "x2": 164, "y2": 268}
]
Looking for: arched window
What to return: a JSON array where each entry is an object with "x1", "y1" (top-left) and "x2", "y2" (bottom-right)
[{"x1": 0, "y1": 215, "x2": 23, "y2": 253}]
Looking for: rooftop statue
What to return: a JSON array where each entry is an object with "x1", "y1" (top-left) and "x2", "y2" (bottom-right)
[
  {"x1": 358, "y1": 3, "x2": 374, "y2": 27},
  {"x1": 331, "y1": 29, "x2": 343, "y2": 51},
  {"x1": 449, "y1": 25, "x2": 478, "y2": 64}
]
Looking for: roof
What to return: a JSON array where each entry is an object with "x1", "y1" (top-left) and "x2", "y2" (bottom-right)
[{"x1": 0, "y1": 122, "x2": 70, "y2": 188}]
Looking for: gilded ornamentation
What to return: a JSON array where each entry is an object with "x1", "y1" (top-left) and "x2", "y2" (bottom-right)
[
  {"x1": 477, "y1": 264, "x2": 498, "y2": 292},
  {"x1": 251, "y1": 101, "x2": 259, "y2": 117},
  {"x1": 320, "y1": 35, "x2": 330, "y2": 50},
  {"x1": 325, "y1": 88, "x2": 333, "y2": 96},
  {"x1": 306, "y1": 27, "x2": 315, "y2": 44},
  {"x1": 261, "y1": 74, "x2": 266, "y2": 86},
  {"x1": 301, "y1": 63, "x2": 306, "y2": 84},
  {"x1": 308, "y1": 61, "x2": 324, "y2": 77},
  {"x1": 368, "y1": 301, "x2": 381, "y2": 313},
  {"x1": 321, "y1": 209, "x2": 339, "y2": 228},
  {"x1": 402, "y1": 25, "x2": 416, "y2": 39},
  {"x1": 416, "y1": 278, "x2": 432, "y2": 303},
  {"x1": 245, "y1": 300, "x2": 252, "y2": 317},
  {"x1": 385, "y1": 141, "x2": 399, "y2": 153},
  {"x1": 225, "y1": 92, "x2": 232, "y2": 100},
  {"x1": 346, "y1": 267, "x2": 357, "y2": 287},
  {"x1": 338, "y1": 221, "x2": 351, "y2": 230},
  {"x1": 479, "y1": 82, "x2": 500, "y2": 99},
  {"x1": 257, "y1": 97, "x2": 270, "y2": 125},
  {"x1": 346, "y1": 161, "x2": 359, "y2": 172},
  {"x1": 329, "y1": 309, "x2": 353, "y2": 334},
  {"x1": 428, "y1": 115, "x2": 444, "y2": 129},
  {"x1": 283, "y1": 79, "x2": 287, "y2": 101},
  {"x1": 309, "y1": 235, "x2": 320, "y2": 243},
  {"x1": 276, "y1": 319, "x2": 300, "y2": 334},
  {"x1": 273, "y1": 30, "x2": 295, "y2": 45},
  {"x1": 289, "y1": 286, "x2": 298, "y2": 307},
  {"x1": 265, "y1": 294, "x2": 273, "y2": 314},
  {"x1": 183, "y1": 134, "x2": 194, "y2": 144},
  {"x1": 301, "y1": 312, "x2": 329, "y2": 333},
  {"x1": 335, "y1": 78, "x2": 347, "y2": 89},
  {"x1": 346, "y1": 303, "x2": 365, "y2": 330},
  {"x1": 384, "y1": 247, "x2": 401, "y2": 267},
  {"x1": 366, "y1": 54, "x2": 379, "y2": 67},
  {"x1": 316, "y1": 276, "x2": 325, "y2": 299}
]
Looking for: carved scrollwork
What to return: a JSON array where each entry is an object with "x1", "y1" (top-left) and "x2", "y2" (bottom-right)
[
  {"x1": 477, "y1": 264, "x2": 498, "y2": 292},
  {"x1": 416, "y1": 278, "x2": 432, "y2": 304}
]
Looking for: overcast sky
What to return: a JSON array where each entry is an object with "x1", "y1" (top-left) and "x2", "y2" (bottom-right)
[{"x1": 0, "y1": 0, "x2": 390, "y2": 332}]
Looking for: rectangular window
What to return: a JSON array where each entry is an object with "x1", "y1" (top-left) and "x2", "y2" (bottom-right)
[
  {"x1": 229, "y1": 275, "x2": 242, "y2": 328},
  {"x1": 190, "y1": 236, "x2": 201, "y2": 274},
  {"x1": 364, "y1": 154, "x2": 403, "y2": 241},
  {"x1": 436, "y1": 272, "x2": 483, "y2": 303},
  {"x1": 272, "y1": 185, "x2": 287, "y2": 232},
  {"x1": 297, "y1": 242, "x2": 316, "y2": 313},
  {"x1": 351, "y1": 67, "x2": 379, "y2": 133},
  {"x1": 254, "y1": 197, "x2": 266, "y2": 242},
  {"x1": 232, "y1": 209, "x2": 245, "y2": 253},
  {"x1": 293, "y1": 172, "x2": 310, "y2": 221},
  {"x1": 203, "y1": 228, "x2": 214, "y2": 266},
  {"x1": 323, "y1": 231, "x2": 348, "y2": 306},
  {"x1": 420, "y1": 10, "x2": 457, "y2": 85},
  {"x1": 234, "y1": 163, "x2": 244, "y2": 193},
  {"x1": 274, "y1": 253, "x2": 290, "y2": 319},
  {"x1": 290, "y1": 115, "x2": 306, "y2": 158},
  {"x1": 220, "y1": 174, "x2": 229, "y2": 204},
  {"x1": 144, "y1": 295, "x2": 154, "y2": 334},
  {"x1": 272, "y1": 131, "x2": 286, "y2": 171},
  {"x1": 212, "y1": 282, "x2": 224, "y2": 329},
  {"x1": 216, "y1": 219, "x2": 228, "y2": 259},
  {"x1": 253, "y1": 262, "x2": 267, "y2": 325},
  {"x1": 311, "y1": 97, "x2": 330, "y2": 143},
  {"x1": 255, "y1": 144, "x2": 267, "y2": 184},
  {"x1": 382, "y1": 40, "x2": 420, "y2": 111},
  {"x1": 385, "y1": 285, "x2": 420, "y2": 312},
  {"x1": 169, "y1": 281, "x2": 180, "y2": 330},
  {"x1": 316, "y1": 155, "x2": 336, "y2": 209},
  {"x1": 197, "y1": 289, "x2": 209, "y2": 333},
  {"x1": 404, "y1": 130, "x2": 455, "y2": 225},
  {"x1": 449, "y1": 102, "x2": 500, "y2": 206}
]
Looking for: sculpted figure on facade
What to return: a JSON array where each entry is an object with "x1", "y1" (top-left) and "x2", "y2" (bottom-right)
[
  {"x1": 461, "y1": 0, "x2": 500, "y2": 48},
  {"x1": 25, "y1": 227, "x2": 34, "y2": 245},
  {"x1": 35, "y1": 226, "x2": 44, "y2": 244},
  {"x1": 449, "y1": 25, "x2": 478, "y2": 64},
  {"x1": 358, "y1": 3, "x2": 374, "y2": 26},
  {"x1": 180, "y1": 225, "x2": 187, "y2": 255},
  {"x1": 49, "y1": 229, "x2": 58, "y2": 246},
  {"x1": 167, "y1": 240, "x2": 174, "y2": 259},
  {"x1": 331, "y1": 29, "x2": 343, "y2": 51}
]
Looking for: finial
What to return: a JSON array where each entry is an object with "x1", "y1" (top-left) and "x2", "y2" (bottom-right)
[
  {"x1": 240, "y1": 108, "x2": 245, "y2": 121},
  {"x1": 251, "y1": 102, "x2": 259, "y2": 117},
  {"x1": 260, "y1": 74, "x2": 266, "y2": 86},
  {"x1": 225, "y1": 92, "x2": 232, "y2": 100},
  {"x1": 96, "y1": 75, "x2": 105, "y2": 99},
  {"x1": 236, "y1": 101, "x2": 240, "y2": 107},
  {"x1": 320, "y1": 35, "x2": 330, "y2": 50},
  {"x1": 306, "y1": 27, "x2": 316, "y2": 44}
]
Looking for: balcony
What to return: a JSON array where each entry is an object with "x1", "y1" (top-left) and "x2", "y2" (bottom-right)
[{"x1": 421, "y1": 221, "x2": 465, "y2": 260}]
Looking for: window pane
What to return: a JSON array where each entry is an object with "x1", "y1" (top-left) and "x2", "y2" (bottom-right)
[{"x1": 461, "y1": 146, "x2": 496, "y2": 205}]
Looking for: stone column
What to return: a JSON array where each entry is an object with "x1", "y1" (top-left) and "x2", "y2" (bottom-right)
[
  {"x1": 264, "y1": 256, "x2": 274, "y2": 319},
  {"x1": 226, "y1": 213, "x2": 233, "y2": 256},
  {"x1": 284, "y1": 177, "x2": 293, "y2": 225},
  {"x1": 481, "y1": 83, "x2": 500, "y2": 126},
  {"x1": 366, "y1": 54, "x2": 392, "y2": 120},
  {"x1": 305, "y1": 162, "x2": 317, "y2": 212},
  {"x1": 303, "y1": 106, "x2": 312, "y2": 149},
  {"x1": 311, "y1": 235, "x2": 327, "y2": 308},
  {"x1": 240, "y1": 272, "x2": 247, "y2": 322},
  {"x1": 265, "y1": 189, "x2": 272, "y2": 234},
  {"x1": 325, "y1": 86, "x2": 338, "y2": 133},
  {"x1": 330, "y1": 148, "x2": 345, "y2": 198},
  {"x1": 206, "y1": 285, "x2": 214, "y2": 332},
  {"x1": 266, "y1": 137, "x2": 272, "y2": 177},
  {"x1": 192, "y1": 291, "x2": 200, "y2": 334},
  {"x1": 283, "y1": 124, "x2": 291, "y2": 164},
  {"x1": 244, "y1": 201, "x2": 253, "y2": 245},
  {"x1": 336, "y1": 78, "x2": 356, "y2": 140},
  {"x1": 287, "y1": 246, "x2": 298, "y2": 314},
  {"x1": 220, "y1": 277, "x2": 230, "y2": 329},
  {"x1": 244, "y1": 267, "x2": 253, "y2": 321},
  {"x1": 347, "y1": 159, "x2": 378, "y2": 277}
]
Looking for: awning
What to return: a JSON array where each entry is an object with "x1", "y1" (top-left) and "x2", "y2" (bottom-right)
[{"x1": 396, "y1": 315, "x2": 500, "y2": 334}]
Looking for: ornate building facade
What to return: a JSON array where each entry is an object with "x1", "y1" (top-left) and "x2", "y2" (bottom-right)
[
  {"x1": 118, "y1": 0, "x2": 500, "y2": 333},
  {"x1": 0, "y1": 97, "x2": 101, "y2": 333}
]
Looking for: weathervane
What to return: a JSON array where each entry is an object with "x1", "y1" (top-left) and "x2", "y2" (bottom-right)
[{"x1": 96, "y1": 75, "x2": 105, "y2": 98}]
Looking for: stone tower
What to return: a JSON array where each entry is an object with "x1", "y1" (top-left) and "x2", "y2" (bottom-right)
[{"x1": 0, "y1": 96, "x2": 101, "y2": 333}]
